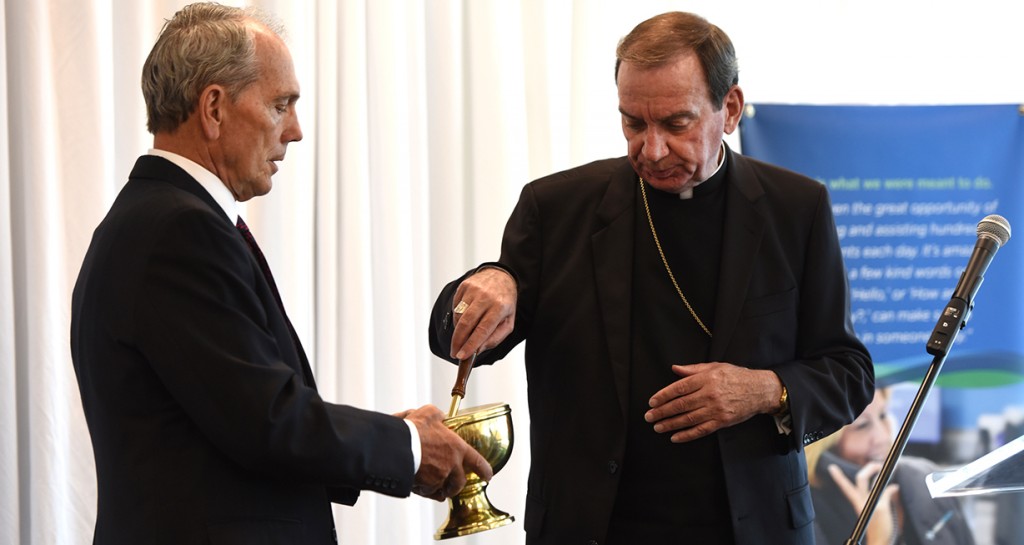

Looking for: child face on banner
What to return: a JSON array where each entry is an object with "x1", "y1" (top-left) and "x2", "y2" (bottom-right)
[
  {"x1": 617, "y1": 51, "x2": 743, "y2": 196},
  {"x1": 834, "y1": 390, "x2": 894, "y2": 467}
]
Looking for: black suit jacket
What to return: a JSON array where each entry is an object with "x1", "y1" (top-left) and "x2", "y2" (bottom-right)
[
  {"x1": 430, "y1": 149, "x2": 874, "y2": 545},
  {"x1": 71, "y1": 156, "x2": 413, "y2": 544}
]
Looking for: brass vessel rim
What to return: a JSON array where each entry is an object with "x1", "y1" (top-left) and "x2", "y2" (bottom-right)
[{"x1": 443, "y1": 402, "x2": 510, "y2": 426}]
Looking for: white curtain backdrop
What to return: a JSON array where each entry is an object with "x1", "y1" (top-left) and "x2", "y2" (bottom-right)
[{"x1": 2, "y1": 0, "x2": 1022, "y2": 544}]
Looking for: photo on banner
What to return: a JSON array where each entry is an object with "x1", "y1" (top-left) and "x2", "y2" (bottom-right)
[{"x1": 740, "y1": 104, "x2": 1024, "y2": 543}]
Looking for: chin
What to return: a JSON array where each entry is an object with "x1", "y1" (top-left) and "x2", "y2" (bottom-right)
[{"x1": 244, "y1": 179, "x2": 273, "y2": 200}]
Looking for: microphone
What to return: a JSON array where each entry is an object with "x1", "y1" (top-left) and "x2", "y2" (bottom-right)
[{"x1": 926, "y1": 214, "x2": 1011, "y2": 356}]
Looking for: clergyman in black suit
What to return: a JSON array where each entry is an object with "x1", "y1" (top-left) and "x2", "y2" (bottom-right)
[
  {"x1": 70, "y1": 3, "x2": 490, "y2": 543},
  {"x1": 428, "y1": 11, "x2": 873, "y2": 545}
]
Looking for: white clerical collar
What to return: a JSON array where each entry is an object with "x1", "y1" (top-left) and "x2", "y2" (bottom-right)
[
  {"x1": 678, "y1": 141, "x2": 727, "y2": 200},
  {"x1": 148, "y1": 148, "x2": 239, "y2": 222}
]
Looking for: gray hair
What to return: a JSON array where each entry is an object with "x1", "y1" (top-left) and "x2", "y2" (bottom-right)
[{"x1": 141, "y1": 2, "x2": 285, "y2": 134}]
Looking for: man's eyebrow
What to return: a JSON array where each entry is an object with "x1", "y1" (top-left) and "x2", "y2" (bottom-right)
[
  {"x1": 660, "y1": 111, "x2": 696, "y2": 123},
  {"x1": 618, "y1": 107, "x2": 695, "y2": 123}
]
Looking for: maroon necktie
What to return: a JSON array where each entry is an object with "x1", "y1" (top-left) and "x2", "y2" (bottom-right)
[
  {"x1": 235, "y1": 216, "x2": 287, "y2": 317},
  {"x1": 235, "y1": 216, "x2": 314, "y2": 386}
]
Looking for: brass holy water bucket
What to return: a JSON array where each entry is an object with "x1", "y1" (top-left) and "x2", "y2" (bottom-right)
[{"x1": 433, "y1": 402, "x2": 515, "y2": 539}]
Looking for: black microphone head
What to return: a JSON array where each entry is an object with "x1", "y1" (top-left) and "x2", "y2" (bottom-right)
[{"x1": 978, "y1": 214, "x2": 1011, "y2": 247}]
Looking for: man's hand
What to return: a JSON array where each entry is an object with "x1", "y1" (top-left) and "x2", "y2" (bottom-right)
[
  {"x1": 450, "y1": 268, "x2": 517, "y2": 360},
  {"x1": 644, "y1": 363, "x2": 784, "y2": 443},
  {"x1": 403, "y1": 405, "x2": 494, "y2": 502}
]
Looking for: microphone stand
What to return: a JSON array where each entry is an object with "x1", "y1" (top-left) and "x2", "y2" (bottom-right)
[
  {"x1": 845, "y1": 298, "x2": 969, "y2": 545},
  {"x1": 844, "y1": 352, "x2": 947, "y2": 544}
]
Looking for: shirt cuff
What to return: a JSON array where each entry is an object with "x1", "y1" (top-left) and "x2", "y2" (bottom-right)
[
  {"x1": 773, "y1": 412, "x2": 792, "y2": 435},
  {"x1": 404, "y1": 419, "x2": 421, "y2": 473}
]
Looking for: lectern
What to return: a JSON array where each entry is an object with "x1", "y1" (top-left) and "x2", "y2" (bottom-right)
[{"x1": 926, "y1": 435, "x2": 1024, "y2": 498}]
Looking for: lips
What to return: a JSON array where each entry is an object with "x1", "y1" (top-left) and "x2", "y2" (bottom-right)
[
  {"x1": 645, "y1": 169, "x2": 676, "y2": 181},
  {"x1": 270, "y1": 153, "x2": 287, "y2": 170},
  {"x1": 641, "y1": 163, "x2": 692, "y2": 181}
]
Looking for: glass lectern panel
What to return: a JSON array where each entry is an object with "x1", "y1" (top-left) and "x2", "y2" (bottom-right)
[{"x1": 927, "y1": 435, "x2": 1024, "y2": 498}]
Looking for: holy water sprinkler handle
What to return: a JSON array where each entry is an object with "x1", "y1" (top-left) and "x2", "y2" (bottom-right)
[{"x1": 447, "y1": 353, "x2": 476, "y2": 418}]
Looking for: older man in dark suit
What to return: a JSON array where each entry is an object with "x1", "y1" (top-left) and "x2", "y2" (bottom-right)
[
  {"x1": 71, "y1": 4, "x2": 490, "y2": 544},
  {"x1": 428, "y1": 11, "x2": 873, "y2": 545}
]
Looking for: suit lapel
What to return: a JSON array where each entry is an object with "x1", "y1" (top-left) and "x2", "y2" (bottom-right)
[
  {"x1": 129, "y1": 155, "x2": 316, "y2": 387},
  {"x1": 710, "y1": 149, "x2": 766, "y2": 360},
  {"x1": 592, "y1": 161, "x2": 638, "y2": 422}
]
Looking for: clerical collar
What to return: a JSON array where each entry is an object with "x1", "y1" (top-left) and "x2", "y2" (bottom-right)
[{"x1": 677, "y1": 141, "x2": 727, "y2": 200}]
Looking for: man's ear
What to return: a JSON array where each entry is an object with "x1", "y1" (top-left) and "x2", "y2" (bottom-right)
[
  {"x1": 198, "y1": 84, "x2": 227, "y2": 140},
  {"x1": 722, "y1": 85, "x2": 744, "y2": 135}
]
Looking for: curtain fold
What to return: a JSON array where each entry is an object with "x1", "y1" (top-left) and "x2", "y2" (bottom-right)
[
  {"x1": 0, "y1": 0, "x2": 17, "y2": 541},
  {"x1": 5, "y1": 0, "x2": 106, "y2": 542}
]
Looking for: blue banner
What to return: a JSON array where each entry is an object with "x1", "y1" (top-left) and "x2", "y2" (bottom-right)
[{"x1": 740, "y1": 104, "x2": 1024, "y2": 440}]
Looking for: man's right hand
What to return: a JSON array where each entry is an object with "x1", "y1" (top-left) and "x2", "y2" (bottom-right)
[
  {"x1": 450, "y1": 267, "x2": 517, "y2": 360},
  {"x1": 403, "y1": 404, "x2": 493, "y2": 502}
]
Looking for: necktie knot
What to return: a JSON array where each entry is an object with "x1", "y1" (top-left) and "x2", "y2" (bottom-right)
[{"x1": 236, "y1": 216, "x2": 250, "y2": 235}]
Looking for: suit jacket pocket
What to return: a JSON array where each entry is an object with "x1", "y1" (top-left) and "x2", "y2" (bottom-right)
[
  {"x1": 786, "y1": 483, "x2": 815, "y2": 529},
  {"x1": 208, "y1": 517, "x2": 307, "y2": 545},
  {"x1": 740, "y1": 287, "x2": 796, "y2": 318}
]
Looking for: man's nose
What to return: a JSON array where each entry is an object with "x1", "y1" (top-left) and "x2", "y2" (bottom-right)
[
  {"x1": 285, "y1": 112, "x2": 303, "y2": 143},
  {"x1": 641, "y1": 129, "x2": 668, "y2": 161}
]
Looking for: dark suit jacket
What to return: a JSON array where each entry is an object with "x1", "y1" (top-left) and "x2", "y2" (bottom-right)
[
  {"x1": 430, "y1": 149, "x2": 874, "y2": 545},
  {"x1": 71, "y1": 156, "x2": 413, "y2": 545}
]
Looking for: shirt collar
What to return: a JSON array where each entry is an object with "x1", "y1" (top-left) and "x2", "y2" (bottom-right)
[
  {"x1": 679, "y1": 141, "x2": 727, "y2": 200},
  {"x1": 147, "y1": 148, "x2": 238, "y2": 222}
]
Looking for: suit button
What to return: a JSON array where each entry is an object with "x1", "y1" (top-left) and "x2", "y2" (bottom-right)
[{"x1": 607, "y1": 460, "x2": 618, "y2": 474}]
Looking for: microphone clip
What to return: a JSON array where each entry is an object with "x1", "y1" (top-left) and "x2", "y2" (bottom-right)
[{"x1": 926, "y1": 297, "x2": 971, "y2": 357}]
